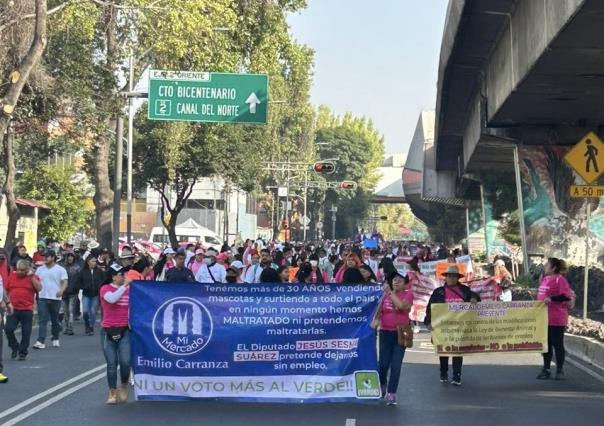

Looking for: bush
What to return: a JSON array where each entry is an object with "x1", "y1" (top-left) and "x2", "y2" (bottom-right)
[
  {"x1": 512, "y1": 286, "x2": 536, "y2": 301},
  {"x1": 566, "y1": 266, "x2": 604, "y2": 312},
  {"x1": 567, "y1": 316, "x2": 604, "y2": 343}
]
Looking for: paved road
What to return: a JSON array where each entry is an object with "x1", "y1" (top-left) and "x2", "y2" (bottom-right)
[{"x1": 1, "y1": 324, "x2": 603, "y2": 426}]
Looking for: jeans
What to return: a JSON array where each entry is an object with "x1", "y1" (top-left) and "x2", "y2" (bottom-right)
[
  {"x1": 82, "y1": 296, "x2": 99, "y2": 331},
  {"x1": 5, "y1": 310, "x2": 34, "y2": 356},
  {"x1": 101, "y1": 328, "x2": 131, "y2": 389},
  {"x1": 0, "y1": 310, "x2": 4, "y2": 373},
  {"x1": 62, "y1": 295, "x2": 78, "y2": 333},
  {"x1": 440, "y1": 356, "x2": 463, "y2": 378},
  {"x1": 378, "y1": 330, "x2": 406, "y2": 394},
  {"x1": 543, "y1": 326, "x2": 566, "y2": 371},
  {"x1": 37, "y1": 299, "x2": 62, "y2": 343}
]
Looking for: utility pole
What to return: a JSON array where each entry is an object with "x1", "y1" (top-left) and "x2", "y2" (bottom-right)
[
  {"x1": 126, "y1": 52, "x2": 134, "y2": 245},
  {"x1": 303, "y1": 168, "x2": 308, "y2": 241},
  {"x1": 112, "y1": 116, "x2": 123, "y2": 254},
  {"x1": 331, "y1": 205, "x2": 338, "y2": 240}
]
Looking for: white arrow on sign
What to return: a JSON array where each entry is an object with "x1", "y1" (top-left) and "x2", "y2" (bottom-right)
[{"x1": 245, "y1": 92, "x2": 261, "y2": 114}]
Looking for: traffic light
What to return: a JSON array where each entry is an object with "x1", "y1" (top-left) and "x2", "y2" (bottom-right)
[
  {"x1": 340, "y1": 181, "x2": 357, "y2": 190},
  {"x1": 313, "y1": 161, "x2": 336, "y2": 174}
]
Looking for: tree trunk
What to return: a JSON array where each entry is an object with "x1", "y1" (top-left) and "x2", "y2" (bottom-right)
[
  {"x1": 91, "y1": 4, "x2": 118, "y2": 250},
  {"x1": 0, "y1": 0, "x2": 47, "y2": 249},
  {"x1": 92, "y1": 134, "x2": 114, "y2": 249},
  {"x1": 3, "y1": 126, "x2": 20, "y2": 249}
]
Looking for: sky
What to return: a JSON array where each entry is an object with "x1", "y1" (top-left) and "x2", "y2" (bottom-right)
[{"x1": 288, "y1": 0, "x2": 449, "y2": 155}]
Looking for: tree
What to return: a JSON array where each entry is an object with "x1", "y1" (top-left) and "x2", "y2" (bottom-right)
[
  {"x1": 375, "y1": 203, "x2": 416, "y2": 240},
  {"x1": 133, "y1": 1, "x2": 315, "y2": 246},
  {"x1": 0, "y1": 0, "x2": 48, "y2": 249},
  {"x1": 429, "y1": 205, "x2": 467, "y2": 245},
  {"x1": 312, "y1": 126, "x2": 377, "y2": 238},
  {"x1": 17, "y1": 165, "x2": 92, "y2": 241}
]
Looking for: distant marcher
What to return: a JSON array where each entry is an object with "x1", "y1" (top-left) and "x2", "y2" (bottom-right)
[
  {"x1": 4, "y1": 260, "x2": 42, "y2": 361},
  {"x1": 33, "y1": 251, "x2": 68, "y2": 349},
  {"x1": 77, "y1": 256, "x2": 105, "y2": 336},
  {"x1": 165, "y1": 251, "x2": 196, "y2": 282}
]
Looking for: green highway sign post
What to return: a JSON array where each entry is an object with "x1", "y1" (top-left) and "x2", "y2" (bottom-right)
[{"x1": 148, "y1": 70, "x2": 269, "y2": 124}]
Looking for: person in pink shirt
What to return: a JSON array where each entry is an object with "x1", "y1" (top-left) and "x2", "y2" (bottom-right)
[
  {"x1": 536, "y1": 257, "x2": 574, "y2": 381},
  {"x1": 100, "y1": 264, "x2": 131, "y2": 405},
  {"x1": 370, "y1": 271, "x2": 413, "y2": 405},
  {"x1": 188, "y1": 248, "x2": 205, "y2": 276}
]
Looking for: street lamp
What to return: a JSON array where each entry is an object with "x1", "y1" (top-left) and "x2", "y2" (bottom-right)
[{"x1": 330, "y1": 205, "x2": 338, "y2": 240}]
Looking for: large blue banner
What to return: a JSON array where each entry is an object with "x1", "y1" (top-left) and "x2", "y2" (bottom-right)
[{"x1": 130, "y1": 282, "x2": 382, "y2": 402}]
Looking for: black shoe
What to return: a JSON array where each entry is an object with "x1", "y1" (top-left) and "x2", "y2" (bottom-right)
[
  {"x1": 536, "y1": 369, "x2": 551, "y2": 380},
  {"x1": 64, "y1": 330, "x2": 74, "y2": 336},
  {"x1": 440, "y1": 373, "x2": 449, "y2": 384},
  {"x1": 18, "y1": 354, "x2": 27, "y2": 361},
  {"x1": 555, "y1": 370, "x2": 565, "y2": 380},
  {"x1": 11, "y1": 348, "x2": 18, "y2": 359},
  {"x1": 451, "y1": 375, "x2": 462, "y2": 386}
]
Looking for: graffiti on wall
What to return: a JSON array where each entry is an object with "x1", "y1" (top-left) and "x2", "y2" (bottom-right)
[{"x1": 519, "y1": 146, "x2": 603, "y2": 264}]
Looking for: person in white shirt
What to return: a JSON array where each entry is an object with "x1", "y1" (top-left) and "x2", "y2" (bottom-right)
[
  {"x1": 195, "y1": 248, "x2": 226, "y2": 283},
  {"x1": 365, "y1": 249, "x2": 379, "y2": 277},
  {"x1": 243, "y1": 252, "x2": 262, "y2": 283},
  {"x1": 33, "y1": 251, "x2": 68, "y2": 349}
]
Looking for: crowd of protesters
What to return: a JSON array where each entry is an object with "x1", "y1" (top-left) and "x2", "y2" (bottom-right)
[{"x1": 0, "y1": 237, "x2": 574, "y2": 407}]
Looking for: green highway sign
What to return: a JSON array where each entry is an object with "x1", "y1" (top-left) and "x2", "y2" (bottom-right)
[{"x1": 148, "y1": 70, "x2": 268, "y2": 124}]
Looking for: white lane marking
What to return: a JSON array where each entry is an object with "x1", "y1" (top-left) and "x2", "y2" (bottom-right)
[
  {"x1": 566, "y1": 357, "x2": 604, "y2": 384},
  {"x1": 0, "y1": 364, "x2": 105, "y2": 420},
  {"x1": 345, "y1": 419, "x2": 356, "y2": 426},
  {"x1": 0, "y1": 372, "x2": 105, "y2": 426}
]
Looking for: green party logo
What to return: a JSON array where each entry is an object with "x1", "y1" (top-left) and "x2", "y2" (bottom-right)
[{"x1": 354, "y1": 371, "x2": 381, "y2": 398}]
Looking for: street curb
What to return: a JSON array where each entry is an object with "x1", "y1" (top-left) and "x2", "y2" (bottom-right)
[{"x1": 565, "y1": 333, "x2": 604, "y2": 374}]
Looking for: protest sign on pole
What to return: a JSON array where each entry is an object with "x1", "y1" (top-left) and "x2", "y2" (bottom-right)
[
  {"x1": 130, "y1": 282, "x2": 382, "y2": 402},
  {"x1": 430, "y1": 301, "x2": 547, "y2": 356}
]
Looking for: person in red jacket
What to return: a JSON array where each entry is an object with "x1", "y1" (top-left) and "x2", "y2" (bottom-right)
[{"x1": 4, "y1": 260, "x2": 42, "y2": 361}]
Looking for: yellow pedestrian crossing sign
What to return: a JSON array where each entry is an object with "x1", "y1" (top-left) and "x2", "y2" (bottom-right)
[{"x1": 564, "y1": 132, "x2": 603, "y2": 184}]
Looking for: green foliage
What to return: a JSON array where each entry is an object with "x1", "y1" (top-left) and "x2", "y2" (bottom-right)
[
  {"x1": 429, "y1": 205, "x2": 467, "y2": 244},
  {"x1": 16, "y1": 165, "x2": 91, "y2": 241},
  {"x1": 375, "y1": 204, "x2": 415, "y2": 240},
  {"x1": 499, "y1": 210, "x2": 522, "y2": 246},
  {"x1": 475, "y1": 170, "x2": 518, "y2": 220}
]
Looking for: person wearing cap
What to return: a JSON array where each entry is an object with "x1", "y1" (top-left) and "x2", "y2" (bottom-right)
[
  {"x1": 100, "y1": 264, "x2": 132, "y2": 404},
  {"x1": 33, "y1": 251, "x2": 69, "y2": 349},
  {"x1": 425, "y1": 265, "x2": 480, "y2": 386},
  {"x1": 188, "y1": 248, "x2": 205, "y2": 276},
  {"x1": 165, "y1": 251, "x2": 196, "y2": 282},
  {"x1": 195, "y1": 248, "x2": 226, "y2": 284},
  {"x1": 229, "y1": 260, "x2": 244, "y2": 283},
  {"x1": 153, "y1": 247, "x2": 176, "y2": 281},
  {"x1": 370, "y1": 271, "x2": 414, "y2": 405},
  {"x1": 118, "y1": 247, "x2": 136, "y2": 268},
  {"x1": 59, "y1": 252, "x2": 82, "y2": 336}
]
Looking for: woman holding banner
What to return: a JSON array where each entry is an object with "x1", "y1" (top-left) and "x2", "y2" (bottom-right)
[
  {"x1": 371, "y1": 272, "x2": 413, "y2": 405},
  {"x1": 425, "y1": 265, "x2": 479, "y2": 386},
  {"x1": 100, "y1": 264, "x2": 132, "y2": 405},
  {"x1": 536, "y1": 257, "x2": 573, "y2": 381}
]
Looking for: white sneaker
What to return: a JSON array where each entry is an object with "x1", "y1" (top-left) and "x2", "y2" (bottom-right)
[
  {"x1": 52, "y1": 340, "x2": 60, "y2": 348},
  {"x1": 33, "y1": 341, "x2": 46, "y2": 349},
  {"x1": 413, "y1": 325, "x2": 421, "y2": 334}
]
